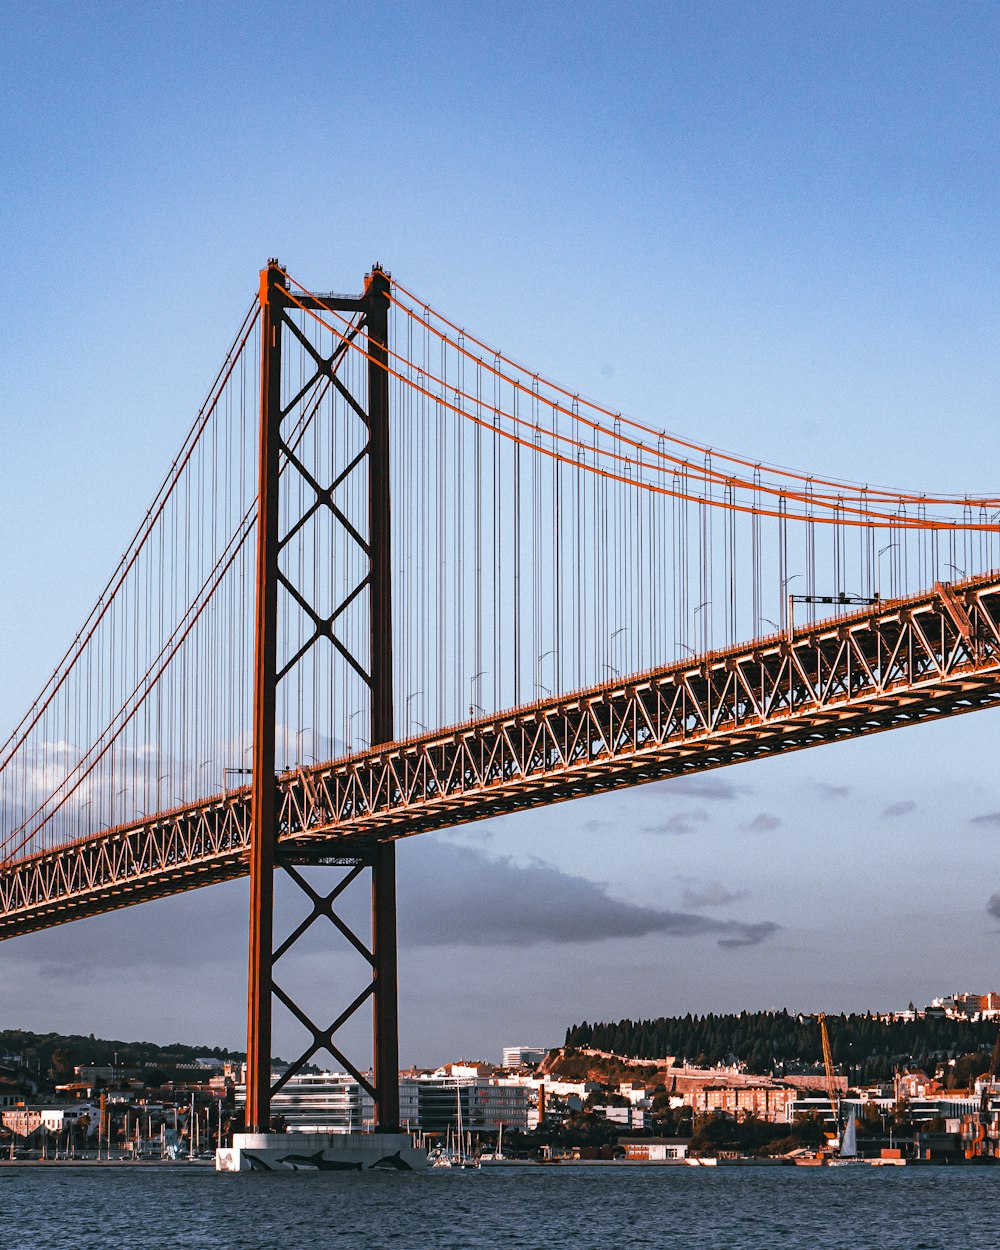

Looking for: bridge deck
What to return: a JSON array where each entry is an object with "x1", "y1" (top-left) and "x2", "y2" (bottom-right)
[{"x1": 3, "y1": 573, "x2": 1000, "y2": 938}]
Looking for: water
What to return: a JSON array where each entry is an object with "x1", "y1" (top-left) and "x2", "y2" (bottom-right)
[{"x1": 2, "y1": 1164, "x2": 997, "y2": 1249}]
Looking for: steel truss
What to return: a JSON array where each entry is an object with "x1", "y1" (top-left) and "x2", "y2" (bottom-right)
[
  {"x1": 4, "y1": 572, "x2": 1000, "y2": 941},
  {"x1": 268, "y1": 850, "x2": 385, "y2": 1104}
]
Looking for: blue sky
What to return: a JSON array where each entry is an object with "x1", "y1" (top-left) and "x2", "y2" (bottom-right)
[{"x1": 3, "y1": 2, "x2": 1000, "y2": 1064}]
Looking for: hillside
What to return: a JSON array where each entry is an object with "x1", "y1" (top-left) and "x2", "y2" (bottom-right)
[
  {"x1": 0, "y1": 1028, "x2": 243, "y2": 1079},
  {"x1": 539, "y1": 1048, "x2": 665, "y2": 1085},
  {"x1": 565, "y1": 1011, "x2": 1000, "y2": 1081}
]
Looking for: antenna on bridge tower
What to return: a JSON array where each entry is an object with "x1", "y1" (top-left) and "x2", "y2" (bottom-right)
[{"x1": 244, "y1": 259, "x2": 399, "y2": 1135}]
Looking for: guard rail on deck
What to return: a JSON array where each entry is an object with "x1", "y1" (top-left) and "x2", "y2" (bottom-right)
[{"x1": 3, "y1": 573, "x2": 1000, "y2": 938}]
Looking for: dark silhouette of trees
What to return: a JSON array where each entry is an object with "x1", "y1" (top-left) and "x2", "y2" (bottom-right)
[{"x1": 564, "y1": 1011, "x2": 1000, "y2": 1080}]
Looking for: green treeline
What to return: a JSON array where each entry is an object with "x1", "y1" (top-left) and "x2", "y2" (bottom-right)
[
  {"x1": 564, "y1": 1011, "x2": 1000, "y2": 1080},
  {"x1": 0, "y1": 1028, "x2": 243, "y2": 1077}
]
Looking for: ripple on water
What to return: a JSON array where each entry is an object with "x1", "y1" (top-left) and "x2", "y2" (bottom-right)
[{"x1": 3, "y1": 1164, "x2": 998, "y2": 1250}]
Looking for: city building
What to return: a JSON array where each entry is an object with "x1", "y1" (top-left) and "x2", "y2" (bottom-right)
[
  {"x1": 618, "y1": 1082, "x2": 653, "y2": 1106},
  {"x1": 416, "y1": 1077, "x2": 529, "y2": 1134},
  {"x1": 895, "y1": 1071, "x2": 942, "y2": 1101},
  {"x1": 697, "y1": 1079, "x2": 797, "y2": 1122},
  {"x1": 590, "y1": 1105, "x2": 649, "y2": 1129},
  {"x1": 2, "y1": 1103, "x2": 97, "y2": 1137},
  {"x1": 241, "y1": 1073, "x2": 379, "y2": 1132},
  {"x1": 234, "y1": 1072, "x2": 530, "y2": 1135},
  {"x1": 521, "y1": 1077, "x2": 599, "y2": 1100},
  {"x1": 785, "y1": 1096, "x2": 886, "y2": 1125},
  {"x1": 502, "y1": 1046, "x2": 549, "y2": 1069},
  {"x1": 882, "y1": 990, "x2": 1000, "y2": 1022},
  {"x1": 433, "y1": 1063, "x2": 494, "y2": 1079},
  {"x1": 619, "y1": 1136, "x2": 690, "y2": 1160}
]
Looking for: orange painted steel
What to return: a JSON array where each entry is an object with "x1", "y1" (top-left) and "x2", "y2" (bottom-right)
[
  {"x1": 364, "y1": 266, "x2": 401, "y2": 1132},
  {"x1": 281, "y1": 281, "x2": 997, "y2": 531},
  {"x1": 237, "y1": 262, "x2": 403, "y2": 1134},
  {"x1": 386, "y1": 275, "x2": 1000, "y2": 510},
  {"x1": 245, "y1": 260, "x2": 284, "y2": 1134},
  {"x1": 0, "y1": 301, "x2": 262, "y2": 854},
  {"x1": 4, "y1": 571, "x2": 1000, "y2": 940}
]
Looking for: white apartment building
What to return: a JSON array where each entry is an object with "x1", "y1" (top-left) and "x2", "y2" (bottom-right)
[
  {"x1": 590, "y1": 1105, "x2": 649, "y2": 1129},
  {"x1": 235, "y1": 1072, "x2": 530, "y2": 1134},
  {"x1": 519, "y1": 1076, "x2": 600, "y2": 1099},
  {"x1": 502, "y1": 1046, "x2": 549, "y2": 1069},
  {"x1": 621, "y1": 1136, "x2": 690, "y2": 1161},
  {"x1": 2, "y1": 1103, "x2": 97, "y2": 1137}
]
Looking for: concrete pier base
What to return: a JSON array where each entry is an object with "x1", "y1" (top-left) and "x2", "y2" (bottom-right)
[{"x1": 216, "y1": 1131, "x2": 427, "y2": 1172}]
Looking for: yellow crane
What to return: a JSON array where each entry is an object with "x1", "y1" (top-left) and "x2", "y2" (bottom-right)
[
  {"x1": 979, "y1": 1027, "x2": 1000, "y2": 1125},
  {"x1": 818, "y1": 1013, "x2": 839, "y2": 1123},
  {"x1": 966, "y1": 1026, "x2": 1000, "y2": 1160}
]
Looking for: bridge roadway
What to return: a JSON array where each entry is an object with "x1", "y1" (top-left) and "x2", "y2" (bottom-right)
[{"x1": 3, "y1": 572, "x2": 1000, "y2": 939}]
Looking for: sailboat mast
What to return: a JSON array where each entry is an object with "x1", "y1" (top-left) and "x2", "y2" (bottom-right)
[{"x1": 456, "y1": 1083, "x2": 464, "y2": 1164}]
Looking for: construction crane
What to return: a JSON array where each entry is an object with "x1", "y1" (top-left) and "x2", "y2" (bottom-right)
[
  {"x1": 965, "y1": 1026, "x2": 1000, "y2": 1160},
  {"x1": 979, "y1": 1027, "x2": 1000, "y2": 1126},
  {"x1": 818, "y1": 1013, "x2": 839, "y2": 1123}
]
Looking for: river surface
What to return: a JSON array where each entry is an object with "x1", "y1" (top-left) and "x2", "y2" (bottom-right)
[{"x1": 2, "y1": 1163, "x2": 997, "y2": 1249}]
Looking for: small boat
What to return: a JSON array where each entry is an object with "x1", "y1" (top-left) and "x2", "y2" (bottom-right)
[
  {"x1": 428, "y1": 1129, "x2": 452, "y2": 1168},
  {"x1": 458, "y1": 1128, "x2": 480, "y2": 1169},
  {"x1": 717, "y1": 1156, "x2": 790, "y2": 1166},
  {"x1": 479, "y1": 1123, "x2": 507, "y2": 1165},
  {"x1": 827, "y1": 1106, "x2": 869, "y2": 1166}
]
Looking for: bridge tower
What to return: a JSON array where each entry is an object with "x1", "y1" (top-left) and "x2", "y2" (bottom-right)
[{"x1": 245, "y1": 260, "x2": 399, "y2": 1134}]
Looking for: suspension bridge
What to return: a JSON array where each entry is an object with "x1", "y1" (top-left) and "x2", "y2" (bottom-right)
[{"x1": 3, "y1": 262, "x2": 1000, "y2": 1136}]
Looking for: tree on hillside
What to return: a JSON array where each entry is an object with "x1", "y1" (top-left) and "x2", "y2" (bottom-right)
[
  {"x1": 562, "y1": 1011, "x2": 1000, "y2": 1080},
  {"x1": 944, "y1": 1051, "x2": 991, "y2": 1090},
  {"x1": 49, "y1": 1047, "x2": 74, "y2": 1078}
]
